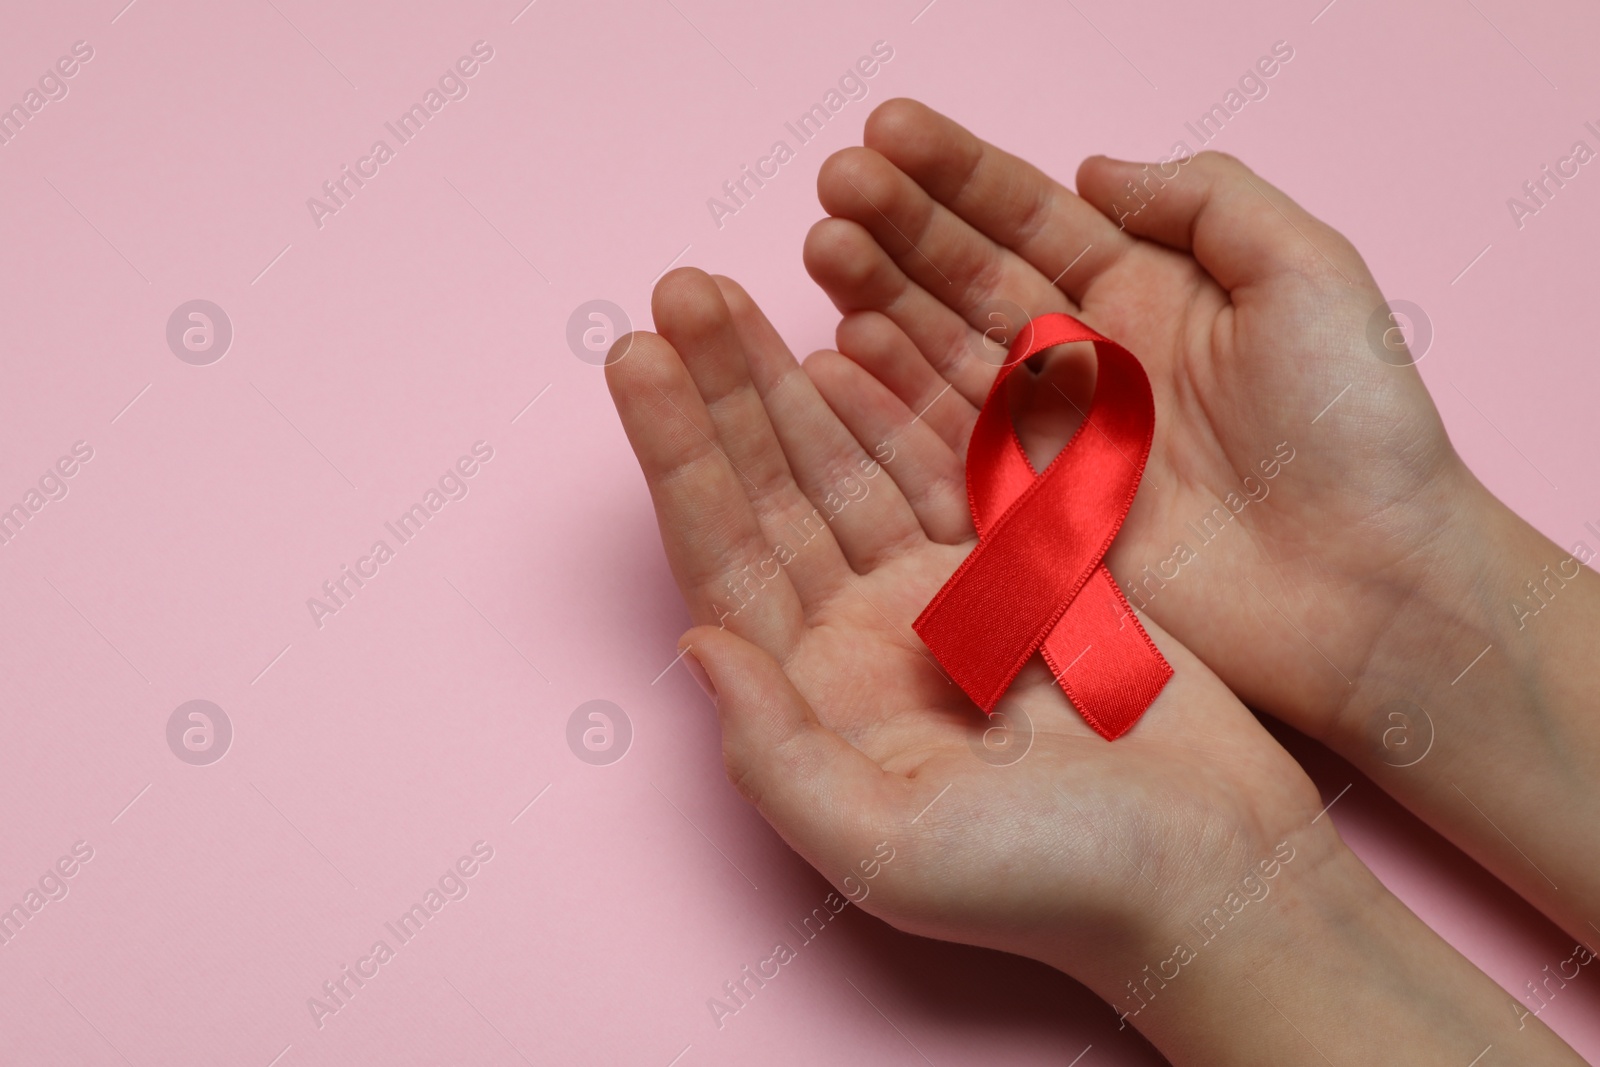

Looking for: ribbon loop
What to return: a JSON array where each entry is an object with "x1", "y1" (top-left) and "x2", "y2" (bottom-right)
[{"x1": 913, "y1": 313, "x2": 1172, "y2": 740}]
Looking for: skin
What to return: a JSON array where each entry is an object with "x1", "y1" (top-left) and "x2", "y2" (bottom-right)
[
  {"x1": 602, "y1": 99, "x2": 1592, "y2": 1062},
  {"x1": 805, "y1": 98, "x2": 1600, "y2": 954},
  {"x1": 607, "y1": 264, "x2": 1326, "y2": 937},
  {"x1": 604, "y1": 286, "x2": 1584, "y2": 1064},
  {"x1": 803, "y1": 101, "x2": 1453, "y2": 746}
]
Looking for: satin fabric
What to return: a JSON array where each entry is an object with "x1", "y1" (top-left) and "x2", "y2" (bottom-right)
[{"x1": 913, "y1": 313, "x2": 1172, "y2": 740}]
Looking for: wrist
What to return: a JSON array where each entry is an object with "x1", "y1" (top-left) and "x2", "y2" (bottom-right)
[
  {"x1": 1322, "y1": 464, "x2": 1600, "y2": 941},
  {"x1": 1325, "y1": 464, "x2": 1527, "y2": 755},
  {"x1": 1050, "y1": 816, "x2": 1347, "y2": 1024},
  {"x1": 1050, "y1": 821, "x2": 1583, "y2": 1065}
]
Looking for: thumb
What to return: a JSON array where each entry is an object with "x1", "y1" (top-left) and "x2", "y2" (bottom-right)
[
  {"x1": 680, "y1": 625, "x2": 893, "y2": 859},
  {"x1": 1075, "y1": 151, "x2": 1370, "y2": 294}
]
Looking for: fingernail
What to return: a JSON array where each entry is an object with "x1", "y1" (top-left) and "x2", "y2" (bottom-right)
[{"x1": 683, "y1": 647, "x2": 716, "y2": 698}]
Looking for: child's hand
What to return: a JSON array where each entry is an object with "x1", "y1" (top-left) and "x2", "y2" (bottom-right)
[
  {"x1": 804, "y1": 99, "x2": 1468, "y2": 746},
  {"x1": 605, "y1": 267, "x2": 1332, "y2": 984}
]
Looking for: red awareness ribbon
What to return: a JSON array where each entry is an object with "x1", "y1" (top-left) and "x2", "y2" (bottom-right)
[{"x1": 913, "y1": 312, "x2": 1172, "y2": 740}]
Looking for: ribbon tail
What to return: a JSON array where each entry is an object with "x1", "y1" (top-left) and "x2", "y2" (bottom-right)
[{"x1": 1039, "y1": 566, "x2": 1173, "y2": 740}]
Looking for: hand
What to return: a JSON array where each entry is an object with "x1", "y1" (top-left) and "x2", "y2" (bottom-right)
[
  {"x1": 804, "y1": 98, "x2": 1600, "y2": 959},
  {"x1": 803, "y1": 99, "x2": 1474, "y2": 746},
  {"x1": 603, "y1": 269, "x2": 1586, "y2": 1065},
  {"x1": 605, "y1": 266, "x2": 1329, "y2": 982}
]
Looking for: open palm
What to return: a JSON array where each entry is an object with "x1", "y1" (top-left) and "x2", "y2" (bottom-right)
[
  {"x1": 606, "y1": 268, "x2": 1331, "y2": 974},
  {"x1": 804, "y1": 100, "x2": 1468, "y2": 744}
]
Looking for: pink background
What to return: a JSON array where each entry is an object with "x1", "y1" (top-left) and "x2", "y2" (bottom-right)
[{"x1": 1, "y1": 0, "x2": 1598, "y2": 1063}]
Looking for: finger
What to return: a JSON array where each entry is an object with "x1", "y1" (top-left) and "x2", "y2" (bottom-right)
[
  {"x1": 1075, "y1": 151, "x2": 1372, "y2": 293},
  {"x1": 605, "y1": 330, "x2": 805, "y2": 656},
  {"x1": 861, "y1": 98, "x2": 1133, "y2": 305},
  {"x1": 803, "y1": 215, "x2": 993, "y2": 408},
  {"x1": 816, "y1": 146, "x2": 1076, "y2": 346},
  {"x1": 653, "y1": 268, "x2": 855, "y2": 605},
  {"x1": 710, "y1": 274, "x2": 927, "y2": 572},
  {"x1": 804, "y1": 349, "x2": 973, "y2": 545},
  {"x1": 835, "y1": 310, "x2": 976, "y2": 454},
  {"x1": 682, "y1": 625, "x2": 903, "y2": 869}
]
